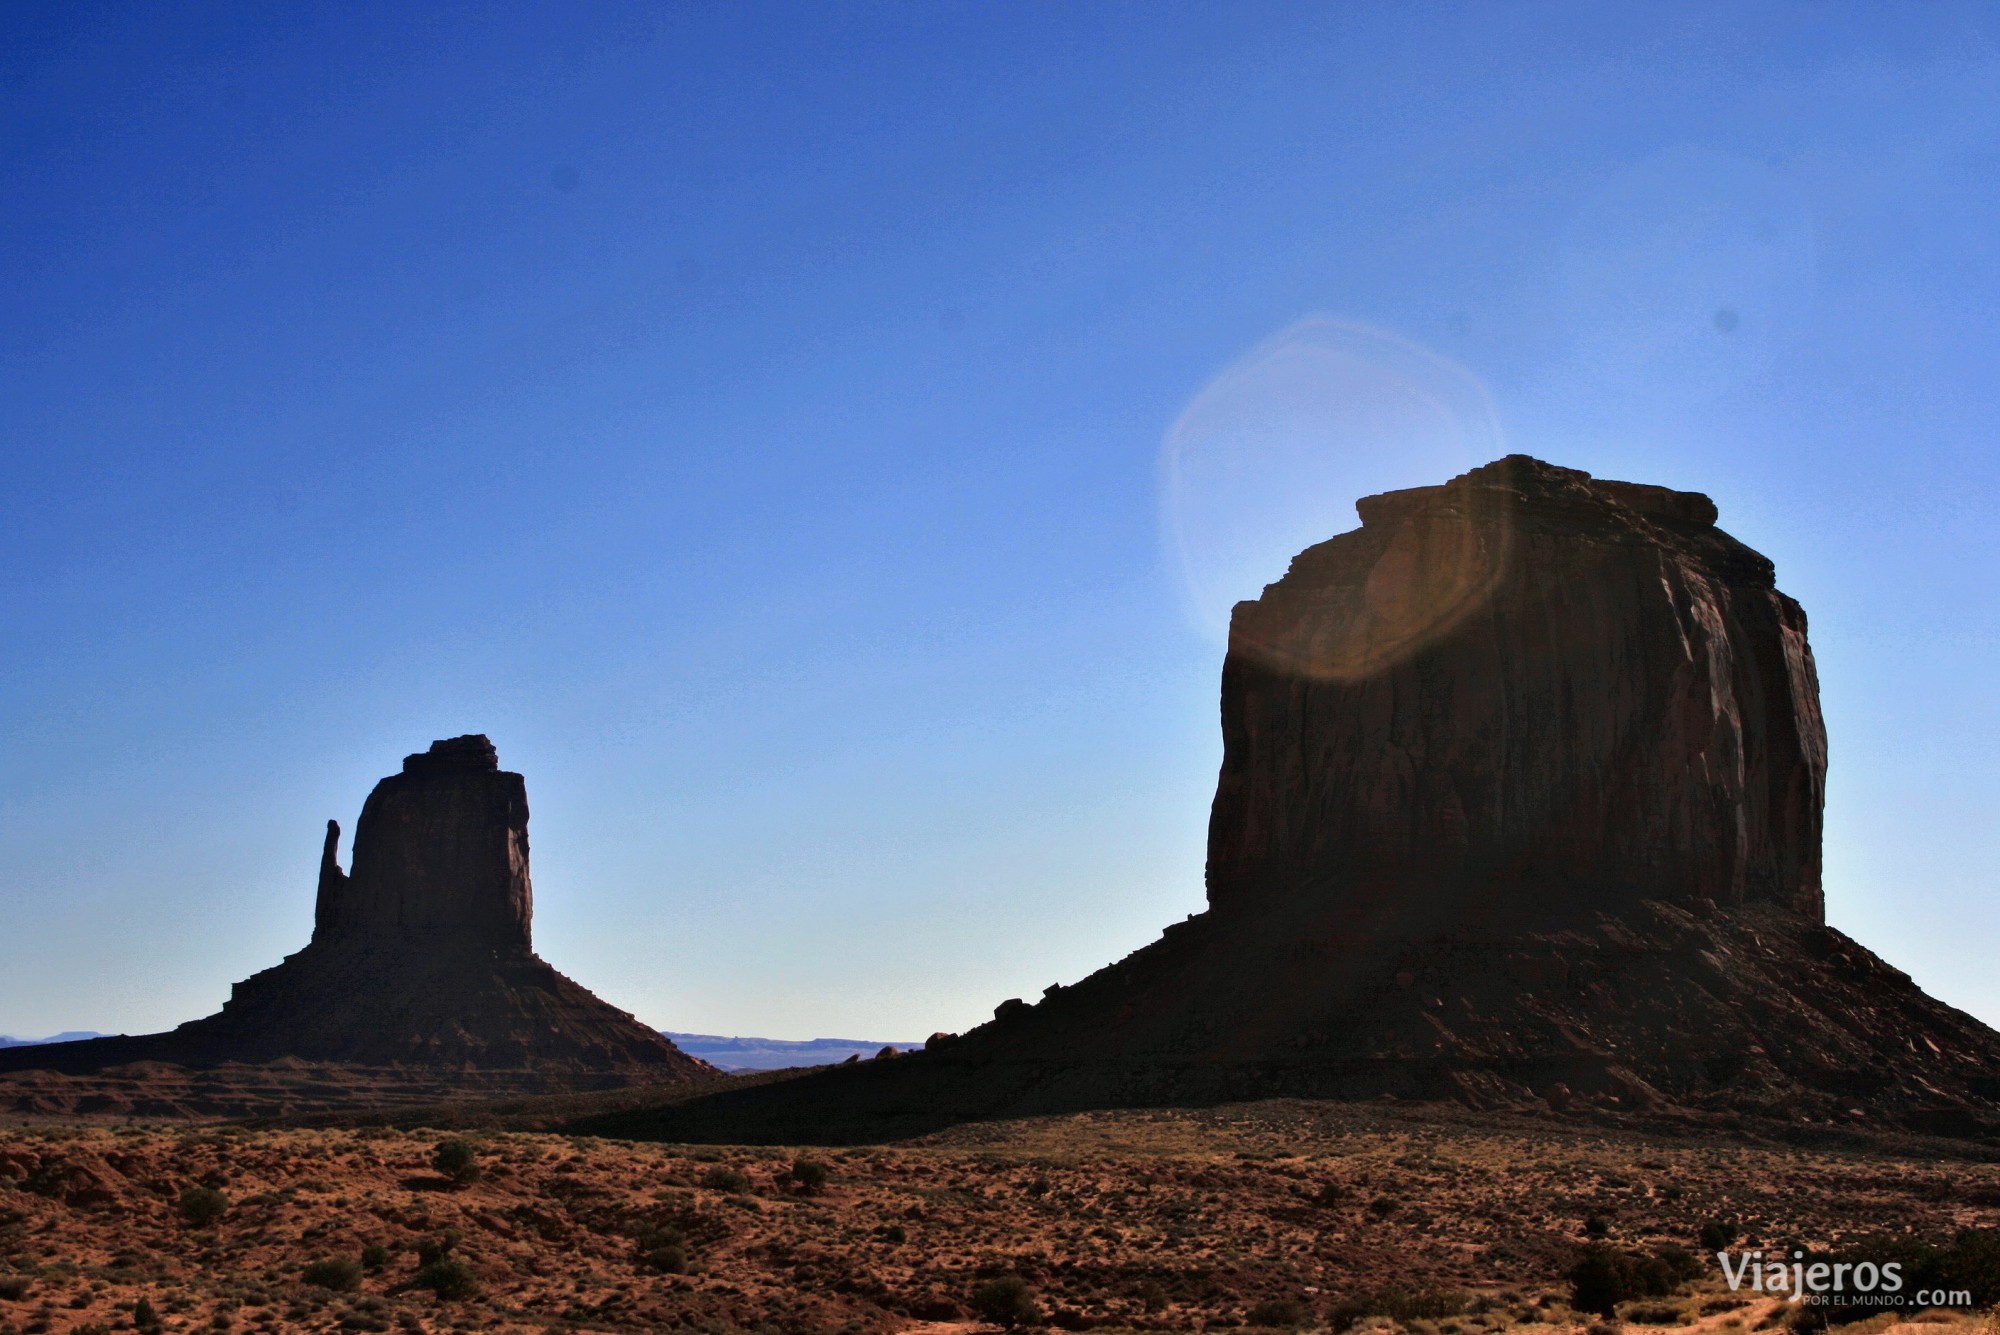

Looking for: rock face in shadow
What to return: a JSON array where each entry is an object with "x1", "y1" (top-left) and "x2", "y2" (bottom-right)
[
  {"x1": 1, "y1": 737, "x2": 706, "y2": 1087},
  {"x1": 314, "y1": 734, "x2": 533, "y2": 949},
  {"x1": 1207, "y1": 455, "x2": 1827, "y2": 929},
  {"x1": 573, "y1": 457, "x2": 2000, "y2": 1146}
]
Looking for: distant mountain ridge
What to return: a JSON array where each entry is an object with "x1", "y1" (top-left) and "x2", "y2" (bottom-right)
[
  {"x1": 0, "y1": 1029, "x2": 917, "y2": 1072},
  {"x1": 663, "y1": 1033, "x2": 925, "y2": 1073}
]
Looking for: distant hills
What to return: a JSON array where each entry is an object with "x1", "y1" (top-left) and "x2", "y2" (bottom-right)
[
  {"x1": 0, "y1": 1028, "x2": 919, "y2": 1072},
  {"x1": 663, "y1": 1033, "x2": 924, "y2": 1073}
]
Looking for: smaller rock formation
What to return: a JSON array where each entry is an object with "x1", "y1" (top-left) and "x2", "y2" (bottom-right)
[
  {"x1": 314, "y1": 734, "x2": 534, "y2": 949},
  {"x1": 1, "y1": 737, "x2": 707, "y2": 1089}
]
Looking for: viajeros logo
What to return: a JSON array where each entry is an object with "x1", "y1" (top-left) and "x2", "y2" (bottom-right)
[{"x1": 1718, "y1": 1250, "x2": 1971, "y2": 1308}]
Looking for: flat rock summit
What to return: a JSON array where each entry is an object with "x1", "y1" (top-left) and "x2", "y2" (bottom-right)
[
  {"x1": 1, "y1": 736, "x2": 706, "y2": 1098},
  {"x1": 590, "y1": 455, "x2": 2000, "y2": 1144}
]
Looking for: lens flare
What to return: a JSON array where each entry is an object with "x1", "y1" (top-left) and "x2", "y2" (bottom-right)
[{"x1": 1159, "y1": 317, "x2": 1507, "y2": 674}]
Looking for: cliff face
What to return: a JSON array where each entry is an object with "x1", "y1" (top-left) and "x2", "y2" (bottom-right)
[
  {"x1": 2, "y1": 737, "x2": 707, "y2": 1086},
  {"x1": 1207, "y1": 455, "x2": 1826, "y2": 929},
  {"x1": 314, "y1": 735, "x2": 533, "y2": 950}
]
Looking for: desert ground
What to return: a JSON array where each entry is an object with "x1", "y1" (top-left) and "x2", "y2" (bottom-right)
[{"x1": 2, "y1": 1099, "x2": 1997, "y2": 1335}]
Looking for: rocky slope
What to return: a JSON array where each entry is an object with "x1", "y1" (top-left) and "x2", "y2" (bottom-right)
[
  {"x1": 585, "y1": 457, "x2": 2000, "y2": 1145},
  {"x1": 0, "y1": 737, "x2": 707, "y2": 1102}
]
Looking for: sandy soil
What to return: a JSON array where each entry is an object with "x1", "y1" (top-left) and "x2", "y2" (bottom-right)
[{"x1": 1, "y1": 1100, "x2": 1996, "y2": 1335}]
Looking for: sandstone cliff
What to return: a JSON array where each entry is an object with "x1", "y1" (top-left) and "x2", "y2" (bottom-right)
[
  {"x1": 315, "y1": 734, "x2": 534, "y2": 949},
  {"x1": 1209, "y1": 455, "x2": 1825, "y2": 927}
]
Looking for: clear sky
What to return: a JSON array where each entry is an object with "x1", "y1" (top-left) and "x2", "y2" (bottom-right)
[{"x1": 4, "y1": 2, "x2": 1997, "y2": 1042}]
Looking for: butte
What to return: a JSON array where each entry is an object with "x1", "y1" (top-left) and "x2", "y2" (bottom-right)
[
  {"x1": 0, "y1": 735, "x2": 707, "y2": 1107},
  {"x1": 582, "y1": 455, "x2": 2000, "y2": 1144}
]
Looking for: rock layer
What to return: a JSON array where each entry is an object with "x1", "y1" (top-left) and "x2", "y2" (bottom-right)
[{"x1": 1, "y1": 737, "x2": 706, "y2": 1087}]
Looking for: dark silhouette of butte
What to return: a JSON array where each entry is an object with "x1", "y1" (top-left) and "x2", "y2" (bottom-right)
[
  {"x1": 579, "y1": 455, "x2": 2000, "y2": 1144},
  {"x1": 1, "y1": 735, "x2": 705, "y2": 1086}
]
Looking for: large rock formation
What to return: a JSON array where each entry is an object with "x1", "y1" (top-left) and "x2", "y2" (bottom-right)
[
  {"x1": 580, "y1": 457, "x2": 2000, "y2": 1145},
  {"x1": 1207, "y1": 454, "x2": 1827, "y2": 928},
  {"x1": 1, "y1": 737, "x2": 707, "y2": 1089}
]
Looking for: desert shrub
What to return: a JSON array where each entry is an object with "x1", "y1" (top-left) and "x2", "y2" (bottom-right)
[
  {"x1": 648, "y1": 1242, "x2": 689, "y2": 1274},
  {"x1": 1327, "y1": 1297, "x2": 1373, "y2": 1331},
  {"x1": 179, "y1": 1186, "x2": 229, "y2": 1227},
  {"x1": 1572, "y1": 1247, "x2": 1633, "y2": 1317},
  {"x1": 1796, "y1": 1228, "x2": 2000, "y2": 1324},
  {"x1": 0, "y1": 1276, "x2": 30, "y2": 1300},
  {"x1": 1784, "y1": 1304, "x2": 1830, "y2": 1334},
  {"x1": 430, "y1": 1138, "x2": 480, "y2": 1186},
  {"x1": 1585, "y1": 1214, "x2": 1613, "y2": 1239},
  {"x1": 410, "y1": 1257, "x2": 478, "y2": 1301},
  {"x1": 635, "y1": 1225, "x2": 689, "y2": 1273},
  {"x1": 360, "y1": 1244, "x2": 390, "y2": 1271},
  {"x1": 134, "y1": 1296, "x2": 164, "y2": 1332},
  {"x1": 1247, "y1": 1297, "x2": 1309, "y2": 1328},
  {"x1": 1655, "y1": 1246, "x2": 1702, "y2": 1281},
  {"x1": 301, "y1": 1256, "x2": 362, "y2": 1292},
  {"x1": 971, "y1": 1276, "x2": 1040, "y2": 1330},
  {"x1": 1571, "y1": 1244, "x2": 1686, "y2": 1318},
  {"x1": 699, "y1": 1165, "x2": 751, "y2": 1193},
  {"x1": 1328, "y1": 1283, "x2": 1468, "y2": 1330},
  {"x1": 1699, "y1": 1220, "x2": 1738, "y2": 1253},
  {"x1": 1314, "y1": 1182, "x2": 1345, "y2": 1206},
  {"x1": 1384, "y1": 1283, "x2": 1469, "y2": 1321},
  {"x1": 1931, "y1": 1227, "x2": 2000, "y2": 1306},
  {"x1": 415, "y1": 1228, "x2": 462, "y2": 1266},
  {"x1": 1624, "y1": 1301, "x2": 1691, "y2": 1325},
  {"x1": 906, "y1": 1293, "x2": 963, "y2": 1321},
  {"x1": 882, "y1": 1223, "x2": 908, "y2": 1244},
  {"x1": 1137, "y1": 1280, "x2": 1169, "y2": 1314},
  {"x1": 788, "y1": 1158, "x2": 830, "y2": 1195},
  {"x1": 1367, "y1": 1195, "x2": 1399, "y2": 1216}
]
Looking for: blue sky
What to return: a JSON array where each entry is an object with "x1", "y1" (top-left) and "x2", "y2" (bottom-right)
[{"x1": 3, "y1": 2, "x2": 1997, "y2": 1041}]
